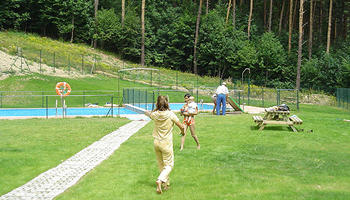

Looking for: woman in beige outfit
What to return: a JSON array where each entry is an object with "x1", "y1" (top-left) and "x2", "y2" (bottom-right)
[{"x1": 145, "y1": 95, "x2": 185, "y2": 194}]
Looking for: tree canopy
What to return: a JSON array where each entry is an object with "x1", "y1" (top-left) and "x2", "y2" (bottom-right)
[{"x1": 0, "y1": 0, "x2": 349, "y2": 93}]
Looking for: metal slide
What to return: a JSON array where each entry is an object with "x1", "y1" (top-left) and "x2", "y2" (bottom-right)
[{"x1": 227, "y1": 96, "x2": 244, "y2": 112}]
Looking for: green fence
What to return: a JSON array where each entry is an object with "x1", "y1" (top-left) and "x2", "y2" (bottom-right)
[
  {"x1": 0, "y1": 90, "x2": 119, "y2": 109},
  {"x1": 337, "y1": 88, "x2": 350, "y2": 109},
  {"x1": 4, "y1": 47, "x2": 106, "y2": 75},
  {"x1": 121, "y1": 87, "x2": 300, "y2": 111}
]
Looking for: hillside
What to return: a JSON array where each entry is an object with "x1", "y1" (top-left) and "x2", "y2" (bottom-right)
[{"x1": 0, "y1": 32, "x2": 339, "y2": 109}]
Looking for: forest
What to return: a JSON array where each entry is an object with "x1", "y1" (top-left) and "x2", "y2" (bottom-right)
[{"x1": 0, "y1": 0, "x2": 350, "y2": 94}]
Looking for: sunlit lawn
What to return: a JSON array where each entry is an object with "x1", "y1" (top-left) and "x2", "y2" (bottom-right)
[
  {"x1": 0, "y1": 117, "x2": 130, "y2": 195},
  {"x1": 1, "y1": 104, "x2": 350, "y2": 199}
]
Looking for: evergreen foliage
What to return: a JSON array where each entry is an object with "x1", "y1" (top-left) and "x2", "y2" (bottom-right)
[{"x1": 0, "y1": 0, "x2": 349, "y2": 93}]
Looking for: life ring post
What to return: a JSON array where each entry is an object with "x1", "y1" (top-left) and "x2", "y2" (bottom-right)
[{"x1": 55, "y1": 82, "x2": 72, "y2": 97}]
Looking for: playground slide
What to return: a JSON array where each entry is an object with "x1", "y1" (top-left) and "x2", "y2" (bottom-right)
[{"x1": 227, "y1": 96, "x2": 244, "y2": 112}]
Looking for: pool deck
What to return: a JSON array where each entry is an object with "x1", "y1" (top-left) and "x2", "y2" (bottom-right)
[{"x1": 0, "y1": 105, "x2": 265, "y2": 120}]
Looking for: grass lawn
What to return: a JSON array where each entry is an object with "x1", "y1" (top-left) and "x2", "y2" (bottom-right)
[
  {"x1": 55, "y1": 104, "x2": 350, "y2": 199},
  {"x1": 1, "y1": 104, "x2": 350, "y2": 199},
  {"x1": 0, "y1": 116, "x2": 131, "y2": 195}
]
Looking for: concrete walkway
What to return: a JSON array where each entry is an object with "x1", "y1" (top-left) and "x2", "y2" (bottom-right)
[{"x1": 0, "y1": 120, "x2": 150, "y2": 200}]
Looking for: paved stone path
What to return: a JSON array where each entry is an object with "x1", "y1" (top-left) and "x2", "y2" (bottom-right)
[{"x1": 0, "y1": 120, "x2": 150, "y2": 200}]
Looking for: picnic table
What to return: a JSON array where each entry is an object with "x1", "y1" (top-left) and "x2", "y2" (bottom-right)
[{"x1": 252, "y1": 109, "x2": 303, "y2": 132}]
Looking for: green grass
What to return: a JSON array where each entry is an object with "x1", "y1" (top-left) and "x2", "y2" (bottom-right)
[
  {"x1": 1, "y1": 31, "x2": 349, "y2": 199},
  {"x1": 0, "y1": 117, "x2": 131, "y2": 195},
  {"x1": 56, "y1": 104, "x2": 349, "y2": 199},
  {"x1": 2, "y1": 104, "x2": 348, "y2": 199}
]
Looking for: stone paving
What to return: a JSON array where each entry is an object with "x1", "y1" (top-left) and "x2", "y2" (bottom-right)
[{"x1": 0, "y1": 120, "x2": 150, "y2": 200}]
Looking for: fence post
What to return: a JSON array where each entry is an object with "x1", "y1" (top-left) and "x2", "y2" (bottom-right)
[
  {"x1": 68, "y1": 55, "x2": 70, "y2": 74},
  {"x1": 348, "y1": 88, "x2": 349, "y2": 110},
  {"x1": 111, "y1": 95, "x2": 114, "y2": 117},
  {"x1": 238, "y1": 91, "x2": 241, "y2": 105},
  {"x1": 81, "y1": 54, "x2": 84, "y2": 74},
  {"x1": 262, "y1": 86, "x2": 264, "y2": 107},
  {"x1": 53, "y1": 52, "x2": 56, "y2": 73},
  {"x1": 20, "y1": 47, "x2": 23, "y2": 72},
  {"x1": 46, "y1": 96, "x2": 48, "y2": 119},
  {"x1": 176, "y1": 71, "x2": 178, "y2": 90},
  {"x1": 248, "y1": 78, "x2": 251, "y2": 105},
  {"x1": 145, "y1": 90, "x2": 147, "y2": 110},
  {"x1": 42, "y1": 91, "x2": 44, "y2": 108},
  {"x1": 297, "y1": 90, "x2": 299, "y2": 110},
  {"x1": 83, "y1": 91, "x2": 85, "y2": 107},
  {"x1": 39, "y1": 50, "x2": 42, "y2": 73},
  {"x1": 139, "y1": 89, "x2": 141, "y2": 108},
  {"x1": 152, "y1": 91, "x2": 155, "y2": 110}
]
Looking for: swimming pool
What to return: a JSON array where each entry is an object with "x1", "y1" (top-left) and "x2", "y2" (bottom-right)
[
  {"x1": 131, "y1": 103, "x2": 214, "y2": 111},
  {"x1": 0, "y1": 107, "x2": 136, "y2": 117},
  {"x1": 0, "y1": 103, "x2": 214, "y2": 118}
]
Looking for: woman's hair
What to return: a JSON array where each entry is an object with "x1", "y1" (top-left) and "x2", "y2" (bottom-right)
[
  {"x1": 184, "y1": 93, "x2": 191, "y2": 98},
  {"x1": 154, "y1": 95, "x2": 170, "y2": 111}
]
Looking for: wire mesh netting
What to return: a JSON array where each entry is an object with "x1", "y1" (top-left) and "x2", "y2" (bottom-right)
[{"x1": 337, "y1": 88, "x2": 350, "y2": 110}]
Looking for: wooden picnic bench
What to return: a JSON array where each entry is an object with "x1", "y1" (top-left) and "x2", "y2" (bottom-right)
[{"x1": 252, "y1": 109, "x2": 303, "y2": 132}]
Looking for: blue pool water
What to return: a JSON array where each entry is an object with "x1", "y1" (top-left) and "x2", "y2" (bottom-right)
[
  {"x1": 135, "y1": 103, "x2": 213, "y2": 111},
  {"x1": 0, "y1": 103, "x2": 214, "y2": 117},
  {"x1": 0, "y1": 107, "x2": 136, "y2": 117}
]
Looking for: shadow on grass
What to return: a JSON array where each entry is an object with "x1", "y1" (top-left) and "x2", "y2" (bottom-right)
[{"x1": 249, "y1": 125, "x2": 296, "y2": 132}]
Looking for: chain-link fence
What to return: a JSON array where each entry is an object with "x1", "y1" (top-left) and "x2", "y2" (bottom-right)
[
  {"x1": 337, "y1": 88, "x2": 350, "y2": 110},
  {"x1": 3, "y1": 47, "x2": 105, "y2": 75},
  {"x1": 0, "y1": 90, "x2": 119, "y2": 109}
]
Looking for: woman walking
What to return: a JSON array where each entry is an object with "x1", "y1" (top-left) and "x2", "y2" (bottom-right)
[{"x1": 145, "y1": 95, "x2": 185, "y2": 194}]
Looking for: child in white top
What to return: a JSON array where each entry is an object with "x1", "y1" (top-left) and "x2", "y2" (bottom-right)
[{"x1": 187, "y1": 96, "x2": 197, "y2": 114}]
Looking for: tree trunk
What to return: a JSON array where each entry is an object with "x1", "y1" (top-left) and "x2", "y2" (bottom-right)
[
  {"x1": 292, "y1": 0, "x2": 298, "y2": 29},
  {"x1": 326, "y1": 0, "x2": 332, "y2": 54},
  {"x1": 345, "y1": 13, "x2": 348, "y2": 39},
  {"x1": 193, "y1": 0, "x2": 203, "y2": 75},
  {"x1": 296, "y1": 0, "x2": 304, "y2": 90},
  {"x1": 70, "y1": 14, "x2": 74, "y2": 43},
  {"x1": 94, "y1": 0, "x2": 99, "y2": 49},
  {"x1": 232, "y1": 0, "x2": 236, "y2": 29},
  {"x1": 308, "y1": 0, "x2": 314, "y2": 60},
  {"x1": 278, "y1": 0, "x2": 285, "y2": 34},
  {"x1": 288, "y1": 0, "x2": 293, "y2": 54},
  {"x1": 319, "y1": 0, "x2": 323, "y2": 40},
  {"x1": 264, "y1": 0, "x2": 267, "y2": 31},
  {"x1": 268, "y1": 0, "x2": 273, "y2": 32},
  {"x1": 206, "y1": 0, "x2": 209, "y2": 15},
  {"x1": 226, "y1": 0, "x2": 232, "y2": 27},
  {"x1": 141, "y1": 0, "x2": 145, "y2": 67},
  {"x1": 122, "y1": 0, "x2": 125, "y2": 27},
  {"x1": 247, "y1": 0, "x2": 254, "y2": 39}
]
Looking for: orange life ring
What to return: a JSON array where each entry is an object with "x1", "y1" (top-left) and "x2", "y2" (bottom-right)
[{"x1": 55, "y1": 82, "x2": 71, "y2": 97}]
